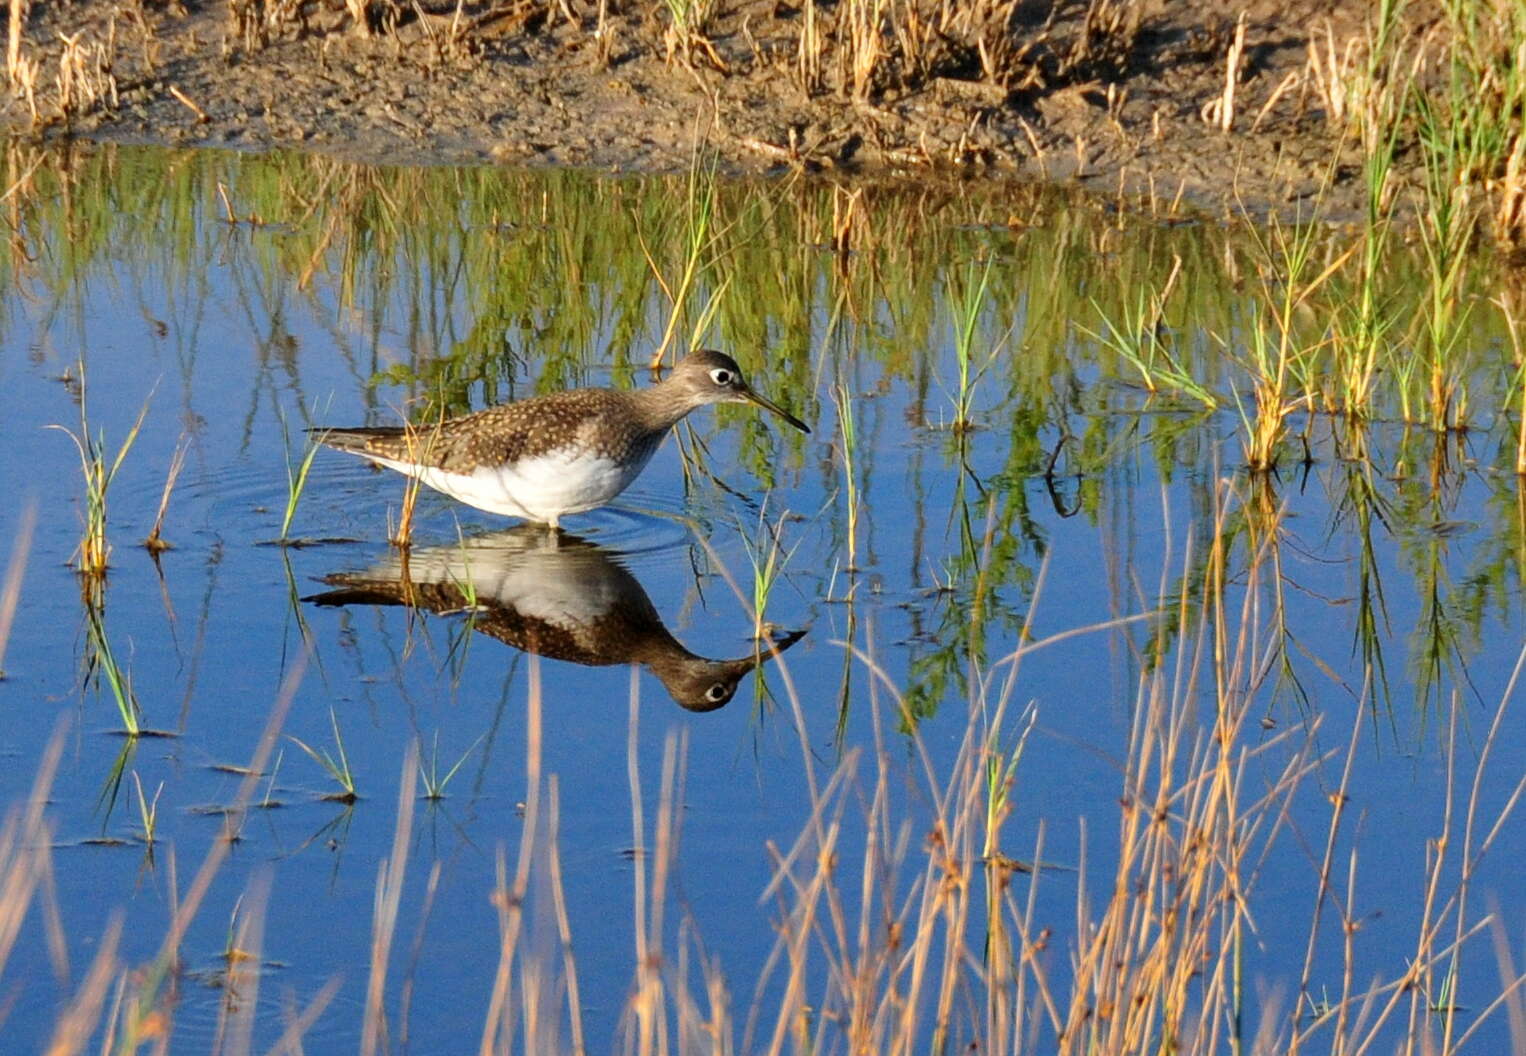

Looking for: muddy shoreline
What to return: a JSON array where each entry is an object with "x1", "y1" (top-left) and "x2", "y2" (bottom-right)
[{"x1": 2, "y1": 0, "x2": 1402, "y2": 216}]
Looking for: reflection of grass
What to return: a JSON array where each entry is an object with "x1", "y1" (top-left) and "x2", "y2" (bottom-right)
[
  {"x1": 132, "y1": 771, "x2": 162, "y2": 847},
  {"x1": 8, "y1": 140, "x2": 1523, "y2": 454},
  {"x1": 641, "y1": 146, "x2": 728, "y2": 368},
  {"x1": 738, "y1": 505, "x2": 801, "y2": 641},
  {"x1": 83, "y1": 600, "x2": 139, "y2": 736}
]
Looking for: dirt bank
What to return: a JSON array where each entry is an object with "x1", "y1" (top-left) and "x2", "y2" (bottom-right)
[{"x1": 0, "y1": 0, "x2": 1415, "y2": 215}]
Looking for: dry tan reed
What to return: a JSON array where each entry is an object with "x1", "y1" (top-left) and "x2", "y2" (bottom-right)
[
  {"x1": 0, "y1": 502, "x2": 34, "y2": 678},
  {"x1": 143, "y1": 436, "x2": 188, "y2": 554}
]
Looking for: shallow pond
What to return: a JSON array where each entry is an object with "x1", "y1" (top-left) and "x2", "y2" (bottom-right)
[{"x1": 0, "y1": 143, "x2": 1523, "y2": 1053}]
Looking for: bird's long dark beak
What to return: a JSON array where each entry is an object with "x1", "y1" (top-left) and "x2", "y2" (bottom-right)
[{"x1": 739, "y1": 385, "x2": 810, "y2": 434}]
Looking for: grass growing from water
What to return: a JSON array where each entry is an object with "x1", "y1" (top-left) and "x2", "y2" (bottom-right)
[
  {"x1": 279, "y1": 410, "x2": 321, "y2": 544},
  {"x1": 947, "y1": 254, "x2": 998, "y2": 433},
  {"x1": 417, "y1": 731, "x2": 483, "y2": 800},
  {"x1": 142, "y1": 436, "x2": 187, "y2": 554},
  {"x1": 289, "y1": 707, "x2": 358, "y2": 802},
  {"x1": 643, "y1": 147, "x2": 727, "y2": 369},
  {"x1": 1235, "y1": 218, "x2": 1352, "y2": 471},
  {"x1": 49, "y1": 366, "x2": 149, "y2": 579},
  {"x1": 830, "y1": 379, "x2": 861, "y2": 572},
  {"x1": 737, "y1": 504, "x2": 800, "y2": 641}
]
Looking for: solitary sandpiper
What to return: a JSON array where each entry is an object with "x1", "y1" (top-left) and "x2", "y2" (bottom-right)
[{"x1": 312, "y1": 350, "x2": 809, "y2": 526}]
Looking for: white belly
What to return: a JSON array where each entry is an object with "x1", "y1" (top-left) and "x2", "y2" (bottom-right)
[{"x1": 370, "y1": 446, "x2": 654, "y2": 524}]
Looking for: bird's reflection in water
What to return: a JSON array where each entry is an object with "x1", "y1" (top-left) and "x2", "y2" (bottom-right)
[{"x1": 304, "y1": 527, "x2": 804, "y2": 711}]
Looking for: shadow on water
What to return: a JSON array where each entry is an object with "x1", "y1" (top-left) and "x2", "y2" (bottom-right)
[{"x1": 302, "y1": 527, "x2": 805, "y2": 711}]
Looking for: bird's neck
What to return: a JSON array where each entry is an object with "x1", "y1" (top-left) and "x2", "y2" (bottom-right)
[{"x1": 628, "y1": 383, "x2": 696, "y2": 434}]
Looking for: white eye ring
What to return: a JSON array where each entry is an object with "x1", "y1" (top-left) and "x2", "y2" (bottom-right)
[
  {"x1": 709, "y1": 368, "x2": 734, "y2": 386},
  {"x1": 705, "y1": 683, "x2": 729, "y2": 702}
]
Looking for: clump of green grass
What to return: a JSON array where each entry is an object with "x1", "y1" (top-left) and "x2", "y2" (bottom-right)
[
  {"x1": 737, "y1": 505, "x2": 801, "y2": 641},
  {"x1": 1234, "y1": 217, "x2": 1351, "y2": 471},
  {"x1": 642, "y1": 146, "x2": 729, "y2": 370},
  {"x1": 49, "y1": 365, "x2": 150, "y2": 579},
  {"x1": 418, "y1": 732, "x2": 484, "y2": 800},
  {"x1": 947, "y1": 254, "x2": 999, "y2": 433},
  {"x1": 289, "y1": 707, "x2": 358, "y2": 802},
  {"x1": 1086, "y1": 255, "x2": 1219, "y2": 409}
]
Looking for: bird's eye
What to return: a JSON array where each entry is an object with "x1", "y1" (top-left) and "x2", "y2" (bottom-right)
[
  {"x1": 705, "y1": 683, "x2": 729, "y2": 702},
  {"x1": 709, "y1": 368, "x2": 734, "y2": 386}
]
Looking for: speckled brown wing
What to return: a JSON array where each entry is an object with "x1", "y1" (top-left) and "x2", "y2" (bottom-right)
[{"x1": 312, "y1": 388, "x2": 643, "y2": 473}]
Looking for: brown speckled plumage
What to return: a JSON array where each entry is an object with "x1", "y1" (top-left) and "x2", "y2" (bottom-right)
[{"x1": 312, "y1": 349, "x2": 809, "y2": 477}]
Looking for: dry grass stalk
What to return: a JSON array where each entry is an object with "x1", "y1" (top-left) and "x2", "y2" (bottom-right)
[
  {"x1": 623, "y1": 673, "x2": 687, "y2": 1054},
  {"x1": 388, "y1": 412, "x2": 444, "y2": 549},
  {"x1": 360, "y1": 742, "x2": 419, "y2": 1056},
  {"x1": 0, "y1": 726, "x2": 65, "y2": 973},
  {"x1": 143, "y1": 436, "x2": 188, "y2": 553},
  {"x1": 797, "y1": 0, "x2": 823, "y2": 95},
  {"x1": 346, "y1": 0, "x2": 399, "y2": 37},
  {"x1": 46, "y1": 916, "x2": 122, "y2": 1056},
  {"x1": 477, "y1": 654, "x2": 587, "y2": 1054},
  {"x1": 661, "y1": 0, "x2": 724, "y2": 72},
  {"x1": 1499, "y1": 130, "x2": 1526, "y2": 243},
  {"x1": 168, "y1": 83, "x2": 206, "y2": 123},
  {"x1": 227, "y1": 0, "x2": 269, "y2": 53},
  {"x1": 8, "y1": 45, "x2": 35, "y2": 124},
  {"x1": 0, "y1": 502, "x2": 34, "y2": 678},
  {"x1": 1304, "y1": 19, "x2": 1367, "y2": 133},
  {"x1": 53, "y1": 25, "x2": 118, "y2": 122},
  {"x1": 840, "y1": 0, "x2": 886, "y2": 100},
  {"x1": 5, "y1": 0, "x2": 24, "y2": 90},
  {"x1": 1200, "y1": 11, "x2": 1246, "y2": 132}
]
